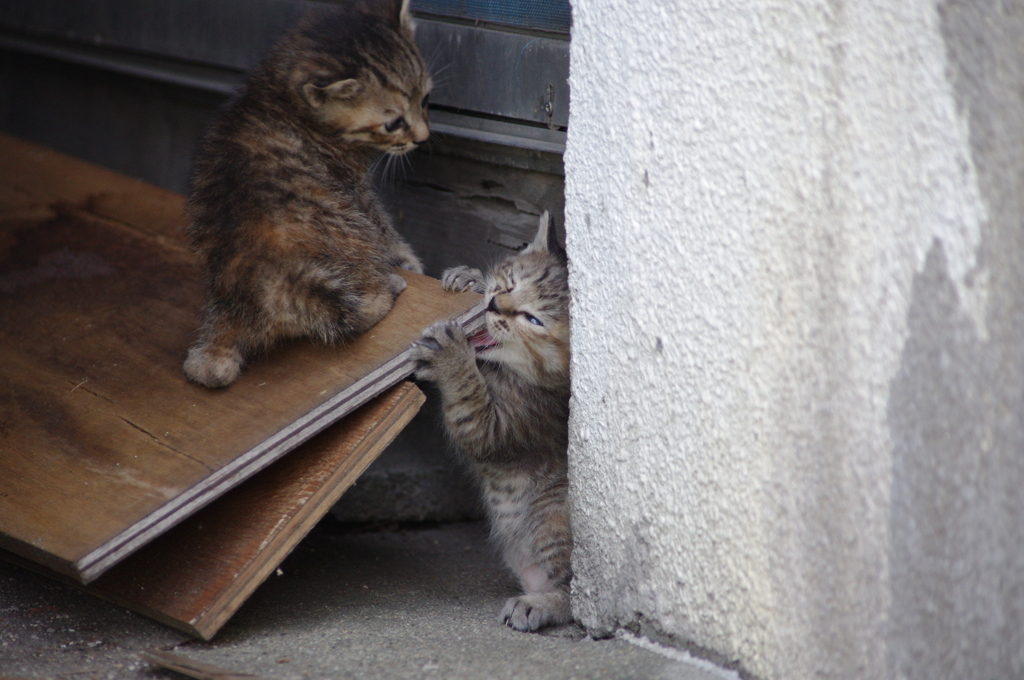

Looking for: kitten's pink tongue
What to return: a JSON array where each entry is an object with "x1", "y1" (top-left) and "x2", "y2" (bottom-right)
[{"x1": 468, "y1": 328, "x2": 498, "y2": 351}]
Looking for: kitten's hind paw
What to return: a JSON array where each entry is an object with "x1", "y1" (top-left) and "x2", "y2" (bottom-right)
[
  {"x1": 183, "y1": 344, "x2": 244, "y2": 388},
  {"x1": 441, "y1": 266, "x2": 486, "y2": 294},
  {"x1": 500, "y1": 592, "x2": 572, "y2": 632}
]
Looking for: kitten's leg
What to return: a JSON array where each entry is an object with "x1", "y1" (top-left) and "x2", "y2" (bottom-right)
[
  {"x1": 183, "y1": 311, "x2": 246, "y2": 388},
  {"x1": 390, "y1": 240, "x2": 424, "y2": 275},
  {"x1": 298, "y1": 267, "x2": 407, "y2": 343},
  {"x1": 371, "y1": 201, "x2": 424, "y2": 275},
  {"x1": 441, "y1": 266, "x2": 486, "y2": 294},
  {"x1": 411, "y1": 321, "x2": 503, "y2": 453},
  {"x1": 344, "y1": 272, "x2": 408, "y2": 335},
  {"x1": 499, "y1": 484, "x2": 574, "y2": 632},
  {"x1": 501, "y1": 590, "x2": 572, "y2": 632}
]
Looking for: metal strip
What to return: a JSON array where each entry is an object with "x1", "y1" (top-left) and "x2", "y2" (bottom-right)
[
  {"x1": 0, "y1": 29, "x2": 566, "y2": 154},
  {"x1": 0, "y1": 1, "x2": 569, "y2": 128},
  {"x1": 429, "y1": 109, "x2": 565, "y2": 154},
  {"x1": 416, "y1": 19, "x2": 570, "y2": 128},
  {"x1": 0, "y1": 32, "x2": 243, "y2": 96},
  {"x1": 411, "y1": 0, "x2": 571, "y2": 35}
]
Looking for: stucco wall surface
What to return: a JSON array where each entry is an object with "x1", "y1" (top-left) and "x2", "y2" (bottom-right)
[{"x1": 563, "y1": 1, "x2": 1024, "y2": 679}]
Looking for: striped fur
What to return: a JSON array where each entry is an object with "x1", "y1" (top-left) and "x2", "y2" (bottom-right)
[
  {"x1": 184, "y1": 0, "x2": 431, "y2": 387},
  {"x1": 413, "y1": 213, "x2": 572, "y2": 631}
]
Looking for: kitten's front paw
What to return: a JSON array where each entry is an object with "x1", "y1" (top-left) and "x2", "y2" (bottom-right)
[
  {"x1": 441, "y1": 266, "x2": 486, "y2": 294},
  {"x1": 184, "y1": 343, "x2": 244, "y2": 388},
  {"x1": 500, "y1": 592, "x2": 572, "y2": 632},
  {"x1": 410, "y1": 320, "x2": 473, "y2": 382},
  {"x1": 388, "y1": 272, "x2": 409, "y2": 296},
  {"x1": 393, "y1": 243, "x2": 424, "y2": 275}
]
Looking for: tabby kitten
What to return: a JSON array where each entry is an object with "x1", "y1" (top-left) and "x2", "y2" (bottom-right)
[
  {"x1": 412, "y1": 212, "x2": 573, "y2": 631},
  {"x1": 184, "y1": 0, "x2": 431, "y2": 387}
]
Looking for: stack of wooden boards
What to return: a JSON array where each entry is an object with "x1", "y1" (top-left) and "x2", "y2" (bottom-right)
[{"x1": 0, "y1": 134, "x2": 482, "y2": 639}]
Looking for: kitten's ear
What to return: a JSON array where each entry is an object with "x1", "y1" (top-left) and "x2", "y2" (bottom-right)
[
  {"x1": 302, "y1": 78, "x2": 361, "y2": 108},
  {"x1": 360, "y1": 0, "x2": 415, "y2": 35},
  {"x1": 528, "y1": 211, "x2": 552, "y2": 253},
  {"x1": 528, "y1": 211, "x2": 566, "y2": 259},
  {"x1": 397, "y1": 0, "x2": 416, "y2": 35}
]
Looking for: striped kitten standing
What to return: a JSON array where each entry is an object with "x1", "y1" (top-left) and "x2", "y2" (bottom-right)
[
  {"x1": 184, "y1": 0, "x2": 430, "y2": 387},
  {"x1": 412, "y1": 212, "x2": 573, "y2": 631}
]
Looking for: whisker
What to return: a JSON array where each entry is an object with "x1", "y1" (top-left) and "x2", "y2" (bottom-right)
[
  {"x1": 430, "y1": 62, "x2": 454, "y2": 80},
  {"x1": 369, "y1": 152, "x2": 388, "y2": 182},
  {"x1": 426, "y1": 49, "x2": 451, "y2": 76},
  {"x1": 419, "y1": 134, "x2": 440, "y2": 158},
  {"x1": 382, "y1": 153, "x2": 395, "y2": 187},
  {"x1": 429, "y1": 74, "x2": 454, "y2": 90}
]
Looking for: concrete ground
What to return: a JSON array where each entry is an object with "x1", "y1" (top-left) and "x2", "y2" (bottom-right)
[{"x1": 1, "y1": 521, "x2": 734, "y2": 680}]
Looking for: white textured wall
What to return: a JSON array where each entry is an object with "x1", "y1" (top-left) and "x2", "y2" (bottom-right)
[{"x1": 564, "y1": 1, "x2": 1024, "y2": 678}]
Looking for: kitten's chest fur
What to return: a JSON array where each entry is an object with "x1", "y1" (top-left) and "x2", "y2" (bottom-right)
[
  {"x1": 469, "y1": 364, "x2": 569, "y2": 532},
  {"x1": 477, "y1": 362, "x2": 570, "y2": 469}
]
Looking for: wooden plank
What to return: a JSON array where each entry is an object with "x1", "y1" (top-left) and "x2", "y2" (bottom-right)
[
  {"x1": 139, "y1": 650, "x2": 266, "y2": 680},
  {"x1": 1, "y1": 382, "x2": 425, "y2": 640},
  {"x1": 0, "y1": 134, "x2": 483, "y2": 582}
]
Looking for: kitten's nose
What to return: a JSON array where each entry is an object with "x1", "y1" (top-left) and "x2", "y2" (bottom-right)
[
  {"x1": 486, "y1": 297, "x2": 499, "y2": 314},
  {"x1": 412, "y1": 122, "x2": 429, "y2": 145}
]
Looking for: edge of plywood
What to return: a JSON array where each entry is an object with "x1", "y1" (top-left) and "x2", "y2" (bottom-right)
[
  {"x1": 1, "y1": 383, "x2": 426, "y2": 641},
  {"x1": 75, "y1": 301, "x2": 485, "y2": 583},
  {"x1": 189, "y1": 383, "x2": 425, "y2": 639}
]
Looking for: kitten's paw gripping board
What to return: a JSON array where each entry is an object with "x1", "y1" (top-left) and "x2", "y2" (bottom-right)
[
  {"x1": 410, "y1": 320, "x2": 474, "y2": 382},
  {"x1": 441, "y1": 266, "x2": 486, "y2": 294},
  {"x1": 500, "y1": 591, "x2": 572, "y2": 632}
]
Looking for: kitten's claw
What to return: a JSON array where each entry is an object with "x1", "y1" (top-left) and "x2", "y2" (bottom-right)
[
  {"x1": 413, "y1": 336, "x2": 442, "y2": 353},
  {"x1": 499, "y1": 592, "x2": 572, "y2": 632},
  {"x1": 441, "y1": 266, "x2": 486, "y2": 294}
]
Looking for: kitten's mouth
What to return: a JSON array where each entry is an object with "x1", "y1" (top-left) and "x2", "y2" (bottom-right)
[
  {"x1": 468, "y1": 328, "x2": 499, "y2": 353},
  {"x1": 387, "y1": 143, "x2": 415, "y2": 155}
]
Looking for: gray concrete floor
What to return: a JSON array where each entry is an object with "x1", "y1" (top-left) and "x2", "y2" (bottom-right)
[{"x1": 1, "y1": 521, "x2": 729, "y2": 680}]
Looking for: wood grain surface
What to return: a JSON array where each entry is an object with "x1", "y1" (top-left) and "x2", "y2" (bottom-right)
[
  {"x1": 1, "y1": 382, "x2": 424, "y2": 640},
  {"x1": 0, "y1": 134, "x2": 481, "y2": 582}
]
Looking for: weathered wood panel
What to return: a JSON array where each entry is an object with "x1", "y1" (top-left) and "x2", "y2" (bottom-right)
[
  {"x1": 0, "y1": 56, "x2": 565, "y2": 523},
  {"x1": 2, "y1": 382, "x2": 425, "y2": 640},
  {"x1": 0, "y1": 135, "x2": 481, "y2": 582}
]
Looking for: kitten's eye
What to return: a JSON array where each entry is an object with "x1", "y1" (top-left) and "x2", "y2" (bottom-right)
[
  {"x1": 523, "y1": 313, "x2": 544, "y2": 327},
  {"x1": 384, "y1": 117, "x2": 406, "y2": 133},
  {"x1": 421, "y1": 94, "x2": 430, "y2": 109}
]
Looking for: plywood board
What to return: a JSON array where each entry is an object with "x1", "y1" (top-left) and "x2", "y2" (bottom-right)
[
  {"x1": 2, "y1": 382, "x2": 425, "y2": 640},
  {"x1": 0, "y1": 134, "x2": 483, "y2": 583}
]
